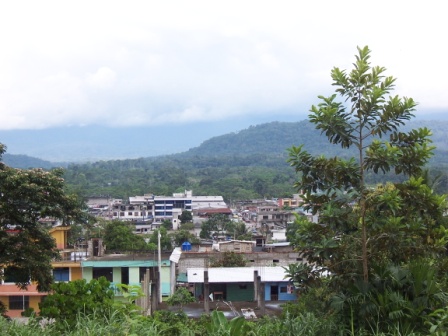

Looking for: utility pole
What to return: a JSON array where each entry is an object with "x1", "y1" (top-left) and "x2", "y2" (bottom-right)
[{"x1": 158, "y1": 229, "x2": 162, "y2": 303}]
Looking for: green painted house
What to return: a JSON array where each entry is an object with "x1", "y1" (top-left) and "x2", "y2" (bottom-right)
[{"x1": 81, "y1": 255, "x2": 171, "y2": 296}]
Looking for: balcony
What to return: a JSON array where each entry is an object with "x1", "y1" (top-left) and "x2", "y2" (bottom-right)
[{"x1": 109, "y1": 282, "x2": 142, "y2": 296}]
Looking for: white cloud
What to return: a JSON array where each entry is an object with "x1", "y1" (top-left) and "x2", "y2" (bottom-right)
[
  {"x1": 0, "y1": 1, "x2": 447, "y2": 130},
  {"x1": 86, "y1": 67, "x2": 117, "y2": 90}
]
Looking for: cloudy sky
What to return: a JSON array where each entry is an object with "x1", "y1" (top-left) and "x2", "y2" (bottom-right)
[{"x1": 0, "y1": 1, "x2": 447, "y2": 160}]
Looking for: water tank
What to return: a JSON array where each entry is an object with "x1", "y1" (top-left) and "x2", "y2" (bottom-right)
[{"x1": 181, "y1": 241, "x2": 192, "y2": 251}]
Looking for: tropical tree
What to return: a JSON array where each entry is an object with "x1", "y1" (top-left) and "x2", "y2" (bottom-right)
[
  {"x1": 39, "y1": 277, "x2": 115, "y2": 329},
  {"x1": 171, "y1": 229, "x2": 199, "y2": 247},
  {"x1": 287, "y1": 46, "x2": 443, "y2": 284},
  {"x1": 199, "y1": 214, "x2": 234, "y2": 239},
  {"x1": 232, "y1": 221, "x2": 252, "y2": 240},
  {"x1": 161, "y1": 219, "x2": 172, "y2": 230},
  {"x1": 149, "y1": 227, "x2": 172, "y2": 251},
  {"x1": 179, "y1": 210, "x2": 193, "y2": 224},
  {"x1": 103, "y1": 220, "x2": 150, "y2": 251},
  {"x1": 0, "y1": 144, "x2": 88, "y2": 291},
  {"x1": 287, "y1": 46, "x2": 448, "y2": 333},
  {"x1": 166, "y1": 287, "x2": 196, "y2": 310}
]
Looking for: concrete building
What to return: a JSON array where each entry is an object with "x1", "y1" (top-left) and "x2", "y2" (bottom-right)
[
  {"x1": 186, "y1": 267, "x2": 296, "y2": 302},
  {"x1": 81, "y1": 254, "x2": 172, "y2": 297},
  {"x1": 92, "y1": 190, "x2": 229, "y2": 231}
]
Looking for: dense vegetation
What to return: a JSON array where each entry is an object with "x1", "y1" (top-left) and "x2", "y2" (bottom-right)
[
  {"x1": 56, "y1": 119, "x2": 448, "y2": 201},
  {"x1": 3, "y1": 118, "x2": 448, "y2": 201},
  {"x1": 0, "y1": 144, "x2": 87, "y2": 291},
  {"x1": 286, "y1": 46, "x2": 448, "y2": 334}
]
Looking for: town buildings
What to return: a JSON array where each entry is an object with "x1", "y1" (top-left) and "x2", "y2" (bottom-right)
[
  {"x1": 87, "y1": 190, "x2": 229, "y2": 230},
  {"x1": 2, "y1": 190, "x2": 307, "y2": 318}
]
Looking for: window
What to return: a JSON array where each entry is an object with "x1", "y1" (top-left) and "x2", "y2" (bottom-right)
[
  {"x1": 53, "y1": 267, "x2": 70, "y2": 282},
  {"x1": 9, "y1": 296, "x2": 29, "y2": 310},
  {"x1": 280, "y1": 286, "x2": 287, "y2": 293},
  {"x1": 173, "y1": 201, "x2": 185, "y2": 209},
  {"x1": 3, "y1": 266, "x2": 29, "y2": 284},
  {"x1": 93, "y1": 267, "x2": 113, "y2": 282}
]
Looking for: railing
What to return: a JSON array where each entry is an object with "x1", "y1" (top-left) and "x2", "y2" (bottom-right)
[{"x1": 109, "y1": 282, "x2": 142, "y2": 296}]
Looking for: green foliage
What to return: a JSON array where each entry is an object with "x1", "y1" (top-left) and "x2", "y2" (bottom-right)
[
  {"x1": 114, "y1": 283, "x2": 145, "y2": 316},
  {"x1": 179, "y1": 210, "x2": 193, "y2": 224},
  {"x1": 152, "y1": 310, "x2": 202, "y2": 335},
  {"x1": 180, "y1": 222, "x2": 195, "y2": 230},
  {"x1": 254, "y1": 312, "x2": 337, "y2": 336},
  {"x1": 330, "y1": 260, "x2": 448, "y2": 333},
  {"x1": 161, "y1": 219, "x2": 173, "y2": 230},
  {"x1": 62, "y1": 152, "x2": 297, "y2": 201},
  {"x1": 0, "y1": 145, "x2": 88, "y2": 291},
  {"x1": 21, "y1": 307, "x2": 35, "y2": 317},
  {"x1": 66, "y1": 222, "x2": 85, "y2": 247},
  {"x1": 172, "y1": 229, "x2": 199, "y2": 247},
  {"x1": 281, "y1": 278, "x2": 335, "y2": 320},
  {"x1": 200, "y1": 214, "x2": 234, "y2": 239},
  {"x1": 149, "y1": 227, "x2": 173, "y2": 251},
  {"x1": 166, "y1": 287, "x2": 196, "y2": 309},
  {"x1": 56, "y1": 119, "x2": 448, "y2": 203},
  {"x1": 39, "y1": 277, "x2": 115, "y2": 328},
  {"x1": 210, "y1": 251, "x2": 247, "y2": 267},
  {"x1": 206, "y1": 310, "x2": 251, "y2": 336},
  {"x1": 232, "y1": 221, "x2": 253, "y2": 240},
  {"x1": 287, "y1": 46, "x2": 448, "y2": 334},
  {"x1": 103, "y1": 220, "x2": 151, "y2": 251},
  {"x1": 282, "y1": 262, "x2": 321, "y2": 293}
]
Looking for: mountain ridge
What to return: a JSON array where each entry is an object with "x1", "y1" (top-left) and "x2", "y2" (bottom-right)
[{"x1": 2, "y1": 119, "x2": 448, "y2": 169}]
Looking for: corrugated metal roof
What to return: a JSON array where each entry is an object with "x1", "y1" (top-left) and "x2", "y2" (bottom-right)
[{"x1": 187, "y1": 267, "x2": 289, "y2": 283}]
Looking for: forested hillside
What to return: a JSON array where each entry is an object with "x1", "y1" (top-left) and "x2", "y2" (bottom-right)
[
  {"x1": 3, "y1": 119, "x2": 447, "y2": 200},
  {"x1": 2, "y1": 153, "x2": 65, "y2": 169},
  {"x1": 183, "y1": 119, "x2": 448, "y2": 162},
  {"x1": 60, "y1": 119, "x2": 448, "y2": 200}
]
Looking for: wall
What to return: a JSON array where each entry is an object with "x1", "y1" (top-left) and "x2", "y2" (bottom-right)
[
  {"x1": 264, "y1": 282, "x2": 296, "y2": 301},
  {"x1": 71, "y1": 266, "x2": 83, "y2": 280},
  {"x1": 178, "y1": 251, "x2": 302, "y2": 273},
  {"x1": 219, "y1": 241, "x2": 254, "y2": 253},
  {"x1": 0, "y1": 294, "x2": 44, "y2": 318},
  {"x1": 49, "y1": 226, "x2": 70, "y2": 250},
  {"x1": 226, "y1": 283, "x2": 254, "y2": 301}
]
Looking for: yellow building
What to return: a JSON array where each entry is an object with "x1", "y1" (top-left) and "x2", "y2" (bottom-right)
[{"x1": 0, "y1": 226, "x2": 82, "y2": 318}]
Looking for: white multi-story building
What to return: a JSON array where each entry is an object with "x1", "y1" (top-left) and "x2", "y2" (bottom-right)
[{"x1": 97, "y1": 190, "x2": 228, "y2": 230}]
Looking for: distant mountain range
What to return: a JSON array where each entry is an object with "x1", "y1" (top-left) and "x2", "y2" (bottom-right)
[
  {"x1": 2, "y1": 119, "x2": 448, "y2": 169},
  {"x1": 2, "y1": 153, "x2": 67, "y2": 169}
]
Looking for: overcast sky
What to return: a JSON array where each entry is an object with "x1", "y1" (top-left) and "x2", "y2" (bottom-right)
[{"x1": 0, "y1": 1, "x2": 447, "y2": 132}]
